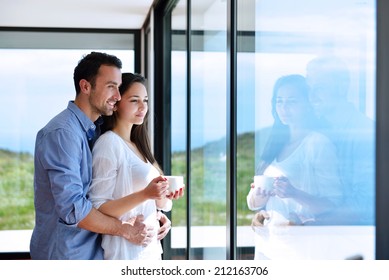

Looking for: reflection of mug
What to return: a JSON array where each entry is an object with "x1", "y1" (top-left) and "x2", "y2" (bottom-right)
[
  {"x1": 254, "y1": 175, "x2": 274, "y2": 191},
  {"x1": 165, "y1": 176, "x2": 184, "y2": 193}
]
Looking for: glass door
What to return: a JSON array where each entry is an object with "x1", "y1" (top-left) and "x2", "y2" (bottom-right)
[{"x1": 236, "y1": 0, "x2": 376, "y2": 260}]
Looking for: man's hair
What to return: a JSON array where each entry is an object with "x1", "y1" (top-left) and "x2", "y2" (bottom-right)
[
  {"x1": 306, "y1": 55, "x2": 350, "y2": 98},
  {"x1": 73, "y1": 52, "x2": 122, "y2": 95}
]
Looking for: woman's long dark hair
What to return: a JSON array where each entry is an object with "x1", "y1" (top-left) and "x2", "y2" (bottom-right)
[
  {"x1": 257, "y1": 74, "x2": 316, "y2": 174},
  {"x1": 101, "y1": 73, "x2": 161, "y2": 172}
]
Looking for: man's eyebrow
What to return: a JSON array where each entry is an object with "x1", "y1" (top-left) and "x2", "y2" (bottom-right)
[{"x1": 106, "y1": 80, "x2": 120, "y2": 85}]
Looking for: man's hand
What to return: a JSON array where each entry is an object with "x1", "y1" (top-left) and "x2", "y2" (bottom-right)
[
  {"x1": 122, "y1": 215, "x2": 154, "y2": 247},
  {"x1": 157, "y1": 212, "x2": 172, "y2": 240}
]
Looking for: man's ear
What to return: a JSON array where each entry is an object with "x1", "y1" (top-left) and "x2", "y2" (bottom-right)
[{"x1": 79, "y1": 79, "x2": 91, "y2": 95}]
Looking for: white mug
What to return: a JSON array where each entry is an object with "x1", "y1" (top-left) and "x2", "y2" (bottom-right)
[
  {"x1": 254, "y1": 175, "x2": 274, "y2": 191},
  {"x1": 164, "y1": 175, "x2": 184, "y2": 193}
]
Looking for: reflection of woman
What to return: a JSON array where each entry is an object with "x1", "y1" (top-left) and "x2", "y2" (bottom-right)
[
  {"x1": 247, "y1": 74, "x2": 342, "y2": 259},
  {"x1": 88, "y1": 73, "x2": 182, "y2": 260}
]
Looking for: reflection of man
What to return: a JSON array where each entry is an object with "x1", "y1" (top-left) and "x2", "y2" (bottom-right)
[{"x1": 306, "y1": 56, "x2": 375, "y2": 225}]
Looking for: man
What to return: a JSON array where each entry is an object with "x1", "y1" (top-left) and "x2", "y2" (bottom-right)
[
  {"x1": 30, "y1": 52, "x2": 171, "y2": 259},
  {"x1": 306, "y1": 55, "x2": 375, "y2": 225}
]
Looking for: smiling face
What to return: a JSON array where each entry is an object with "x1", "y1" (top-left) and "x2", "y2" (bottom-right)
[
  {"x1": 115, "y1": 81, "x2": 148, "y2": 126},
  {"x1": 306, "y1": 56, "x2": 350, "y2": 120},
  {"x1": 88, "y1": 65, "x2": 122, "y2": 118},
  {"x1": 306, "y1": 69, "x2": 339, "y2": 119}
]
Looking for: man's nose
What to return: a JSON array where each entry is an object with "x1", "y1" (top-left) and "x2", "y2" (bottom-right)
[{"x1": 114, "y1": 88, "x2": 121, "y2": 101}]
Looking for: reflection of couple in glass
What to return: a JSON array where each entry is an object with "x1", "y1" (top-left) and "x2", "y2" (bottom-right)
[{"x1": 247, "y1": 56, "x2": 375, "y2": 259}]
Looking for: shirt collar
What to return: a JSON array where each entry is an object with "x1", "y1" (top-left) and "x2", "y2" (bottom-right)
[{"x1": 67, "y1": 101, "x2": 97, "y2": 141}]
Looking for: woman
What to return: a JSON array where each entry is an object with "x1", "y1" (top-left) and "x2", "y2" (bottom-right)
[
  {"x1": 247, "y1": 74, "x2": 342, "y2": 259},
  {"x1": 88, "y1": 73, "x2": 184, "y2": 260}
]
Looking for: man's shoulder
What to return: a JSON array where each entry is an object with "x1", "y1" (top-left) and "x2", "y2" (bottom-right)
[
  {"x1": 345, "y1": 105, "x2": 374, "y2": 128},
  {"x1": 38, "y1": 108, "x2": 83, "y2": 138}
]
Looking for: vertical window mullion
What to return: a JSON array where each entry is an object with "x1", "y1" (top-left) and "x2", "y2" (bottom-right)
[{"x1": 226, "y1": 0, "x2": 237, "y2": 260}]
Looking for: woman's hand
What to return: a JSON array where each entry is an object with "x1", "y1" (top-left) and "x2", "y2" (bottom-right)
[
  {"x1": 157, "y1": 211, "x2": 172, "y2": 240},
  {"x1": 142, "y1": 175, "x2": 169, "y2": 200},
  {"x1": 273, "y1": 177, "x2": 298, "y2": 198},
  {"x1": 251, "y1": 182, "x2": 274, "y2": 198},
  {"x1": 166, "y1": 185, "x2": 185, "y2": 200}
]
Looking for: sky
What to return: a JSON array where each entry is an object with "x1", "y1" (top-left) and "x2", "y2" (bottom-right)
[
  {"x1": 0, "y1": 0, "x2": 376, "y2": 155},
  {"x1": 0, "y1": 49, "x2": 134, "y2": 154},
  {"x1": 0, "y1": 46, "x2": 376, "y2": 156}
]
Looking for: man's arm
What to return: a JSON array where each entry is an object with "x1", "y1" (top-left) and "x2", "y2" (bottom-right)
[{"x1": 78, "y1": 208, "x2": 153, "y2": 246}]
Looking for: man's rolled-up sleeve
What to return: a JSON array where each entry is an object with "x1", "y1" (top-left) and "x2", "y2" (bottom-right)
[{"x1": 42, "y1": 129, "x2": 93, "y2": 225}]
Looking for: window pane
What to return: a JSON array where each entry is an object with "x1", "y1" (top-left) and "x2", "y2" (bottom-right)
[
  {"x1": 190, "y1": 0, "x2": 227, "y2": 260},
  {"x1": 237, "y1": 0, "x2": 376, "y2": 260}
]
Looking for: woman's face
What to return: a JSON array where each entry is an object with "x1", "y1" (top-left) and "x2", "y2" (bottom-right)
[
  {"x1": 275, "y1": 84, "x2": 309, "y2": 126},
  {"x1": 115, "y1": 82, "x2": 148, "y2": 125}
]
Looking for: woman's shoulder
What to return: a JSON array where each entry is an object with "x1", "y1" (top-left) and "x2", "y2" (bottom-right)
[
  {"x1": 93, "y1": 131, "x2": 124, "y2": 154},
  {"x1": 96, "y1": 130, "x2": 121, "y2": 144}
]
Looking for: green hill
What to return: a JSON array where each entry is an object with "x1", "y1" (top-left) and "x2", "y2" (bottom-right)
[
  {"x1": 0, "y1": 131, "x2": 258, "y2": 229},
  {"x1": 170, "y1": 131, "x2": 256, "y2": 226},
  {"x1": 0, "y1": 149, "x2": 34, "y2": 230}
]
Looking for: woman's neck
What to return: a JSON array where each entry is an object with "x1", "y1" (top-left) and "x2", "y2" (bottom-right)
[
  {"x1": 288, "y1": 126, "x2": 309, "y2": 143},
  {"x1": 113, "y1": 122, "x2": 147, "y2": 162},
  {"x1": 112, "y1": 121, "x2": 133, "y2": 143}
]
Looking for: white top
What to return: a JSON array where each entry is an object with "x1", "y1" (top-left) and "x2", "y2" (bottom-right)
[
  {"x1": 247, "y1": 132, "x2": 343, "y2": 259},
  {"x1": 247, "y1": 131, "x2": 342, "y2": 217},
  {"x1": 88, "y1": 131, "x2": 172, "y2": 260}
]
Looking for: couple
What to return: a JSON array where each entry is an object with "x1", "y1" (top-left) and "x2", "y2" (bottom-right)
[
  {"x1": 247, "y1": 56, "x2": 375, "y2": 259},
  {"x1": 30, "y1": 52, "x2": 184, "y2": 260}
]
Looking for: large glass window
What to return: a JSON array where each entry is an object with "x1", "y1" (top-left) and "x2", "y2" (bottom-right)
[
  {"x1": 236, "y1": 0, "x2": 376, "y2": 260},
  {"x1": 169, "y1": 0, "x2": 376, "y2": 260},
  {"x1": 0, "y1": 31, "x2": 135, "y2": 254},
  {"x1": 172, "y1": 1, "x2": 227, "y2": 259}
]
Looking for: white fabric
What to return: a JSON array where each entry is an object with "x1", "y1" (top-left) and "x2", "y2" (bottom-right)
[
  {"x1": 247, "y1": 131, "x2": 343, "y2": 259},
  {"x1": 88, "y1": 131, "x2": 171, "y2": 260}
]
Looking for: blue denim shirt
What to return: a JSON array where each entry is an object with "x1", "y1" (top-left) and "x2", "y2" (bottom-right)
[{"x1": 30, "y1": 101, "x2": 103, "y2": 259}]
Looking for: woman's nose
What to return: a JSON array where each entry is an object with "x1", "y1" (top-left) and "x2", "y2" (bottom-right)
[{"x1": 139, "y1": 101, "x2": 147, "y2": 111}]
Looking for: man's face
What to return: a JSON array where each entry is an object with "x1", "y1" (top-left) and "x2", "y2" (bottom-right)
[
  {"x1": 89, "y1": 65, "x2": 122, "y2": 117},
  {"x1": 306, "y1": 69, "x2": 338, "y2": 119}
]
